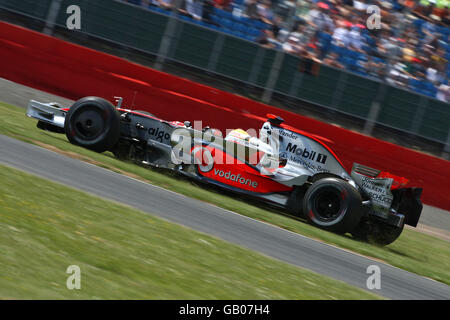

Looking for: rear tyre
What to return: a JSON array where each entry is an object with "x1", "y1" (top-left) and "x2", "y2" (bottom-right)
[
  {"x1": 303, "y1": 177, "x2": 362, "y2": 233},
  {"x1": 64, "y1": 96, "x2": 120, "y2": 152},
  {"x1": 352, "y1": 220, "x2": 404, "y2": 246}
]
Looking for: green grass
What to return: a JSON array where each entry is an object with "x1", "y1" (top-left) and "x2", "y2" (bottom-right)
[
  {"x1": 0, "y1": 165, "x2": 381, "y2": 299},
  {"x1": 1, "y1": 101, "x2": 449, "y2": 287}
]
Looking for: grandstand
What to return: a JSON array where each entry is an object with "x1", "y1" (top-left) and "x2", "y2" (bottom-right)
[{"x1": 124, "y1": 0, "x2": 449, "y2": 101}]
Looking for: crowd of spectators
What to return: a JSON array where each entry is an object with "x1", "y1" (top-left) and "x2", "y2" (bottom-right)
[{"x1": 126, "y1": 0, "x2": 450, "y2": 102}]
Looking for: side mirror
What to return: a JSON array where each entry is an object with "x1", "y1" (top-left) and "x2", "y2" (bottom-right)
[
  {"x1": 266, "y1": 113, "x2": 284, "y2": 125},
  {"x1": 114, "y1": 96, "x2": 123, "y2": 108}
]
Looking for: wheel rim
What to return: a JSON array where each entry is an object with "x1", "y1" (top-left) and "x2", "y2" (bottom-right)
[
  {"x1": 72, "y1": 106, "x2": 105, "y2": 140},
  {"x1": 312, "y1": 187, "x2": 343, "y2": 222}
]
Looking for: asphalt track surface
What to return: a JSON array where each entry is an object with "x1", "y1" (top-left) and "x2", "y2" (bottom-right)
[
  {"x1": 1, "y1": 77, "x2": 449, "y2": 233},
  {"x1": 1, "y1": 134, "x2": 449, "y2": 300}
]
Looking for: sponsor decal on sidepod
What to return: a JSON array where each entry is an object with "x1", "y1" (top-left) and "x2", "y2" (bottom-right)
[
  {"x1": 148, "y1": 127, "x2": 171, "y2": 142},
  {"x1": 285, "y1": 143, "x2": 328, "y2": 164},
  {"x1": 213, "y1": 169, "x2": 258, "y2": 188}
]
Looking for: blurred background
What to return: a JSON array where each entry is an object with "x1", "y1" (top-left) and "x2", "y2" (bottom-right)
[
  {"x1": 0, "y1": 0, "x2": 449, "y2": 158},
  {"x1": 1, "y1": 0, "x2": 450, "y2": 300}
]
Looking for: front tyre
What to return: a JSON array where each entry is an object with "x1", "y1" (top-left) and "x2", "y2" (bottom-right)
[
  {"x1": 64, "y1": 96, "x2": 120, "y2": 152},
  {"x1": 303, "y1": 177, "x2": 362, "y2": 233}
]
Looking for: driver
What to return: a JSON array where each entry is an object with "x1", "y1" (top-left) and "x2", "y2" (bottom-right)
[
  {"x1": 224, "y1": 128, "x2": 251, "y2": 144},
  {"x1": 224, "y1": 128, "x2": 278, "y2": 168}
]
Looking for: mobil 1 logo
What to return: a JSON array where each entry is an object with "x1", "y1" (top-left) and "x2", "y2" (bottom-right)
[{"x1": 285, "y1": 142, "x2": 328, "y2": 164}]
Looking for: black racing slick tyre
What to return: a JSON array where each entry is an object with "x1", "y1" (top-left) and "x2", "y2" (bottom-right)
[
  {"x1": 64, "y1": 96, "x2": 120, "y2": 153},
  {"x1": 368, "y1": 222, "x2": 404, "y2": 246},
  {"x1": 352, "y1": 220, "x2": 404, "y2": 246},
  {"x1": 303, "y1": 177, "x2": 362, "y2": 233}
]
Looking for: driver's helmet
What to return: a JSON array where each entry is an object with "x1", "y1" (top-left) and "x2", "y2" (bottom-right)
[{"x1": 225, "y1": 129, "x2": 251, "y2": 144}]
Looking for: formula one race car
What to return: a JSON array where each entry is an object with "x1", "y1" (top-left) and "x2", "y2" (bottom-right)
[{"x1": 26, "y1": 96, "x2": 423, "y2": 245}]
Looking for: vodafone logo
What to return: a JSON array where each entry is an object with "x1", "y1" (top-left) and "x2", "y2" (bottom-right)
[{"x1": 213, "y1": 169, "x2": 258, "y2": 188}]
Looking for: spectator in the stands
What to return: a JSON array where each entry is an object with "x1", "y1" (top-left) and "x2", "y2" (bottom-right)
[
  {"x1": 348, "y1": 24, "x2": 365, "y2": 52},
  {"x1": 213, "y1": 0, "x2": 232, "y2": 10},
  {"x1": 152, "y1": 0, "x2": 174, "y2": 9},
  {"x1": 353, "y1": 0, "x2": 369, "y2": 11},
  {"x1": 325, "y1": 0, "x2": 340, "y2": 15},
  {"x1": 443, "y1": 8, "x2": 450, "y2": 26},
  {"x1": 305, "y1": 2, "x2": 334, "y2": 31},
  {"x1": 386, "y1": 60, "x2": 410, "y2": 87},
  {"x1": 431, "y1": 46, "x2": 449, "y2": 72},
  {"x1": 426, "y1": 60, "x2": 441, "y2": 83},
  {"x1": 403, "y1": 43, "x2": 417, "y2": 64},
  {"x1": 366, "y1": 56, "x2": 386, "y2": 79},
  {"x1": 245, "y1": 0, "x2": 259, "y2": 19},
  {"x1": 416, "y1": 0, "x2": 434, "y2": 18},
  {"x1": 399, "y1": 0, "x2": 417, "y2": 10},
  {"x1": 437, "y1": 84, "x2": 450, "y2": 102},
  {"x1": 257, "y1": 0, "x2": 276, "y2": 25},
  {"x1": 421, "y1": 19, "x2": 438, "y2": 44},
  {"x1": 433, "y1": 0, "x2": 449, "y2": 20},
  {"x1": 323, "y1": 52, "x2": 345, "y2": 69},
  {"x1": 185, "y1": 0, "x2": 204, "y2": 20},
  {"x1": 282, "y1": 35, "x2": 301, "y2": 54},
  {"x1": 378, "y1": 1, "x2": 401, "y2": 32},
  {"x1": 289, "y1": 20, "x2": 315, "y2": 49},
  {"x1": 379, "y1": 30, "x2": 402, "y2": 58},
  {"x1": 257, "y1": 29, "x2": 282, "y2": 49},
  {"x1": 273, "y1": 15, "x2": 292, "y2": 42},
  {"x1": 412, "y1": 55, "x2": 429, "y2": 76},
  {"x1": 274, "y1": 0, "x2": 297, "y2": 26},
  {"x1": 293, "y1": 0, "x2": 313, "y2": 22},
  {"x1": 404, "y1": 27, "x2": 420, "y2": 48},
  {"x1": 332, "y1": 19, "x2": 350, "y2": 47}
]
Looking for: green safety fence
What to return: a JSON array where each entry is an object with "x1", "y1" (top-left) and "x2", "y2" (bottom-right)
[
  {"x1": 0, "y1": 0, "x2": 52, "y2": 20},
  {"x1": 418, "y1": 99, "x2": 450, "y2": 143}
]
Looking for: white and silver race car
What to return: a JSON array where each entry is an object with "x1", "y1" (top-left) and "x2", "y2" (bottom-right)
[{"x1": 27, "y1": 96, "x2": 423, "y2": 245}]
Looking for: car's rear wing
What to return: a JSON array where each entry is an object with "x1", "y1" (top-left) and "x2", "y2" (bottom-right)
[
  {"x1": 352, "y1": 163, "x2": 409, "y2": 189},
  {"x1": 351, "y1": 163, "x2": 396, "y2": 220},
  {"x1": 351, "y1": 163, "x2": 422, "y2": 227},
  {"x1": 26, "y1": 100, "x2": 67, "y2": 128}
]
